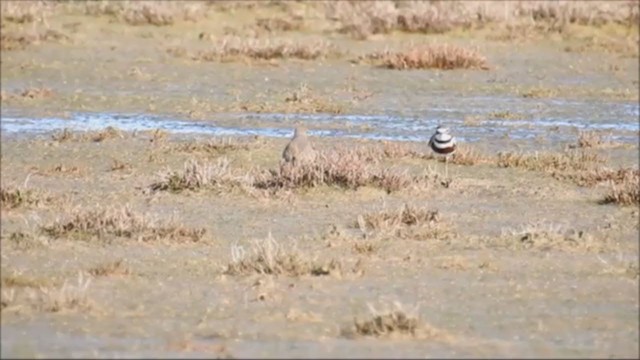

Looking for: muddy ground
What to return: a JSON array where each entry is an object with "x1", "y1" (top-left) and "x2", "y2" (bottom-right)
[{"x1": 1, "y1": 2, "x2": 639, "y2": 358}]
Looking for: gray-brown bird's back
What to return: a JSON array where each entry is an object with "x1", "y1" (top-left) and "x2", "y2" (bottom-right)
[{"x1": 282, "y1": 126, "x2": 317, "y2": 166}]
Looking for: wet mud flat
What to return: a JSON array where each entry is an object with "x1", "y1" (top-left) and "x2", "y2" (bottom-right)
[
  {"x1": 1, "y1": 1, "x2": 639, "y2": 358},
  {"x1": 1, "y1": 128, "x2": 638, "y2": 358}
]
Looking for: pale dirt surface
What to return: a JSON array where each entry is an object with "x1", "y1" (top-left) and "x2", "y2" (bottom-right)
[{"x1": 1, "y1": 2, "x2": 639, "y2": 359}]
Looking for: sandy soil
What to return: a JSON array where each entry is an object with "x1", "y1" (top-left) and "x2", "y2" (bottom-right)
[{"x1": 1, "y1": 2, "x2": 639, "y2": 358}]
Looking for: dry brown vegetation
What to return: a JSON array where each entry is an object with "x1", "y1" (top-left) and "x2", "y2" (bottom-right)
[
  {"x1": 353, "y1": 309, "x2": 419, "y2": 337},
  {"x1": 0, "y1": 185, "x2": 53, "y2": 210},
  {"x1": 445, "y1": 145, "x2": 490, "y2": 166},
  {"x1": 87, "y1": 260, "x2": 131, "y2": 277},
  {"x1": 254, "y1": 149, "x2": 419, "y2": 194},
  {"x1": 567, "y1": 131, "x2": 620, "y2": 149},
  {"x1": 496, "y1": 222, "x2": 609, "y2": 252},
  {"x1": 355, "y1": 44, "x2": 489, "y2": 70},
  {"x1": 559, "y1": 167, "x2": 640, "y2": 187},
  {"x1": 228, "y1": 84, "x2": 346, "y2": 114},
  {"x1": 255, "y1": 16, "x2": 304, "y2": 33},
  {"x1": 520, "y1": 86, "x2": 559, "y2": 98},
  {"x1": 1, "y1": 270, "x2": 52, "y2": 289},
  {"x1": 326, "y1": 1, "x2": 639, "y2": 40},
  {"x1": 344, "y1": 302, "x2": 449, "y2": 341},
  {"x1": 223, "y1": 234, "x2": 342, "y2": 277},
  {"x1": 355, "y1": 204, "x2": 453, "y2": 241},
  {"x1": 29, "y1": 273, "x2": 94, "y2": 313},
  {"x1": 172, "y1": 137, "x2": 262, "y2": 155},
  {"x1": 497, "y1": 149, "x2": 604, "y2": 173},
  {"x1": 497, "y1": 148, "x2": 638, "y2": 200},
  {"x1": 0, "y1": 30, "x2": 69, "y2": 51},
  {"x1": 184, "y1": 37, "x2": 341, "y2": 62},
  {"x1": 0, "y1": 87, "x2": 55, "y2": 100},
  {"x1": 2, "y1": 273, "x2": 94, "y2": 314},
  {"x1": 149, "y1": 158, "x2": 253, "y2": 193},
  {"x1": 601, "y1": 170, "x2": 640, "y2": 206},
  {"x1": 110, "y1": 159, "x2": 132, "y2": 172},
  {"x1": 2, "y1": 230, "x2": 50, "y2": 251},
  {"x1": 50, "y1": 127, "x2": 126, "y2": 143},
  {"x1": 41, "y1": 205, "x2": 206, "y2": 243},
  {"x1": 82, "y1": 1, "x2": 208, "y2": 26},
  {"x1": 488, "y1": 111, "x2": 525, "y2": 120}
]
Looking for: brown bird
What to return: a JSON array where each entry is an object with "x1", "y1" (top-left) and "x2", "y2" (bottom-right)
[{"x1": 282, "y1": 126, "x2": 317, "y2": 166}]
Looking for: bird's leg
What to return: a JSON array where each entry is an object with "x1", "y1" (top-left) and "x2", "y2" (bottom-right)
[{"x1": 444, "y1": 155, "x2": 449, "y2": 179}]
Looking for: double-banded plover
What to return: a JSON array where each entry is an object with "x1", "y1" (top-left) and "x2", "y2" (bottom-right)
[
  {"x1": 282, "y1": 126, "x2": 317, "y2": 166},
  {"x1": 428, "y1": 125, "x2": 456, "y2": 178}
]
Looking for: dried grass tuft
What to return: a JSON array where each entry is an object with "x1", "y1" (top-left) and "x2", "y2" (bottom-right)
[
  {"x1": 355, "y1": 204, "x2": 453, "y2": 241},
  {"x1": 254, "y1": 148, "x2": 415, "y2": 193},
  {"x1": 356, "y1": 44, "x2": 489, "y2": 70},
  {"x1": 224, "y1": 234, "x2": 341, "y2": 277},
  {"x1": 344, "y1": 301, "x2": 449, "y2": 340},
  {"x1": 557, "y1": 166, "x2": 639, "y2": 187},
  {"x1": 87, "y1": 260, "x2": 131, "y2": 277},
  {"x1": 188, "y1": 37, "x2": 341, "y2": 62},
  {"x1": 83, "y1": 1, "x2": 208, "y2": 26},
  {"x1": 1, "y1": 185, "x2": 53, "y2": 210},
  {"x1": 149, "y1": 158, "x2": 253, "y2": 193},
  {"x1": 41, "y1": 205, "x2": 206, "y2": 243},
  {"x1": 497, "y1": 149, "x2": 604, "y2": 173},
  {"x1": 601, "y1": 170, "x2": 640, "y2": 206},
  {"x1": 30, "y1": 273, "x2": 93, "y2": 313},
  {"x1": 498, "y1": 221, "x2": 609, "y2": 252},
  {"x1": 172, "y1": 137, "x2": 260, "y2": 155},
  {"x1": 326, "y1": 1, "x2": 639, "y2": 40},
  {"x1": 567, "y1": 131, "x2": 621, "y2": 149}
]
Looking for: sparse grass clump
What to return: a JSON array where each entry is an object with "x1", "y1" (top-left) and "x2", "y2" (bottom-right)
[
  {"x1": 2, "y1": 87, "x2": 55, "y2": 99},
  {"x1": 281, "y1": 83, "x2": 345, "y2": 114},
  {"x1": 149, "y1": 158, "x2": 253, "y2": 193},
  {"x1": 445, "y1": 145, "x2": 489, "y2": 166},
  {"x1": 601, "y1": 170, "x2": 640, "y2": 206},
  {"x1": 255, "y1": 16, "x2": 303, "y2": 32},
  {"x1": 326, "y1": 1, "x2": 639, "y2": 40},
  {"x1": 1, "y1": 270, "x2": 52, "y2": 289},
  {"x1": 51, "y1": 127, "x2": 126, "y2": 143},
  {"x1": 41, "y1": 205, "x2": 206, "y2": 243},
  {"x1": 172, "y1": 137, "x2": 260, "y2": 155},
  {"x1": 0, "y1": 1, "x2": 51, "y2": 24},
  {"x1": 1, "y1": 186, "x2": 51, "y2": 210},
  {"x1": 356, "y1": 44, "x2": 489, "y2": 70},
  {"x1": 3, "y1": 272, "x2": 95, "y2": 314},
  {"x1": 0, "y1": 29, "x2": 69, "y2": 51},
  {"x1": 561, "y1": 167, "x2": 640, "y2": 187},
  {"x1": 497, "y1": 222, "x2": 607, "y2": 252},
  {"x1": 354, "y1": 310, "x2": 419, "y2": 337},
  {"x1": 189, "y1": 37, "x2": 340, "y2": 62},
  {"x1": 520, "y1": 86, "x2": 558, "y2": 98},
  {"x1": 344, "y1": 302, "x2": 448, "y2": 340},
  {"x1": 2, "y1": 230, "x2": 50, "y2": 250},
  {"x1": 355, "y1": 204, "x2": 453, "y2": 241},
  {"x1": 224, "y1": 234, "x2": 341, "y2": 277},
  {"x1": 83, "y1": 1, "x2": 207, "y2": 26},
  {"x1": 31, "y1": 273, "x2": 93, "y2": 313},
  {"x1": 488, "y1": 111, "x2": 525, "y2": 120},
  {"x1": 574, "y1": 130, "x2": 605, "y2": 148},
  {"x1": 87, "y1": 260, "x2": 131, "y2": 277},
  {"x1": 92, "y1": 126, "x2": 124, "y2": 142},
  {"x1": 497, "y1": 149, "x2": 604, "y2": 173},
  {"x1": 359, "y1": 204, "x2": 440, "y2": 229},
  {"x1": 567, "y1": 131, "x2": 622, "y2": 150},
  {"x1": 229, "y1": 83, "x2": 346, "y2": 114},
  {"x1": 254, "y1": 149, "x2": 414, "y2": 193}
]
